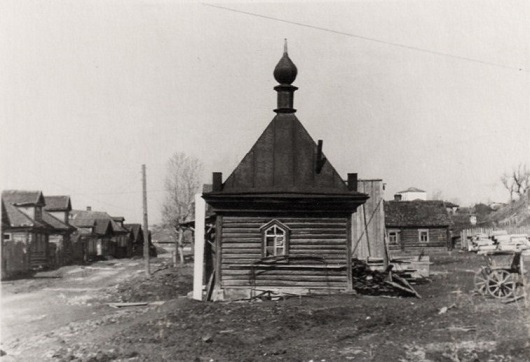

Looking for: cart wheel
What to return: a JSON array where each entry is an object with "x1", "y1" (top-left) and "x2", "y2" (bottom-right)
[
  {"x1": 474, "y1": 267, "x2": 490, "y2": 295},
  {"x1": 487, "y1": 270, "x2": 516, "y2": 299}
]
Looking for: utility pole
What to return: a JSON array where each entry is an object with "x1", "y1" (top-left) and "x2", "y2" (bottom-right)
[{"x1": 142, "y1": 164, "x2": 150, "y2": 276}]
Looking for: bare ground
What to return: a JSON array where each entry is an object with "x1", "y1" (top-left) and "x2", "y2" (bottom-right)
[{"x1": 2, "y1": 252, "x2": 530, "y2": 361}]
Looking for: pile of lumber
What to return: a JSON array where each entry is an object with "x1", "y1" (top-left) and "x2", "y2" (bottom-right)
[{"x1": 352, "y1": 259, "x2": 422, "y2": 298}]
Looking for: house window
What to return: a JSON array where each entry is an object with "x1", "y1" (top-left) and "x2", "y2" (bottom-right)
[
  {"x1": 419, "y1": 229, "x2": 429, "y2": 242},
  {"x1": 260, "y1": 220, "x2": 290, "y2": 257},
  {"x1": 388, "y1": 230, "x2": 400, "y2": 245},
  {"x1": 3, "y1": 233, "x2": 12, "y2": 241}
]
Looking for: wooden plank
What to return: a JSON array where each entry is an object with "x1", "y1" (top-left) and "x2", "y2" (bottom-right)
[
  {"x1": 222, "y1": 254, "x2": 262, "y2": 259},
  {"x1": 223, "y1": 280, "x2": 347, "y2": 287},
  {"x1": 222, "y1": 229, "x2": 262, "y2": 234},
  {"x1": 347, "y1": 215, "x2": 353, "y2": 291},
  {"x1": 222, "y1": 247, "x2": 261, "y2": 254},
  {"x1": 290, "y1": 245, "x2": 346, "y2": 250},
  {"x1": 223, "y1": 217, "x2": 347, "y2": 223},
  {"x1": 215, "y1": 215, "x2": 222, "y2": 289},
  {"x1": 222, "y1": 269, "x2": 346, "y2": 276},
  {"x1": 225, "y1": 275, "x2": 347, "y2": 282},
  {"x1": 222, "y1": 238, "x2": 262, "y2": 243},
  {"x1": 289, "y1": 240, "x2": 346, "y2": 245},
  {"x1": 226, "y1": 263, "x2": 346, "y2": 269},
  {"x1": 290, "y1": 235, "x2": 347, "y2": 240},
  {"x1": 223, "y1": 243, "x2": 261, "y2": 249}
]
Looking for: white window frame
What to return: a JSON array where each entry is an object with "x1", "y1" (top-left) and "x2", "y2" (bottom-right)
[
  {"x1": 260, "y1": 220, "x2": 290, "y2": 258},
  {"x1": 388, "y1": 229, "x2": 400, "y2": 245},
  {"x1": 419, "y1": 229, "x2": 429, "y2": 243},
  {"x1": 3, "y1": 233, "x2": 12, "y2": 241}
]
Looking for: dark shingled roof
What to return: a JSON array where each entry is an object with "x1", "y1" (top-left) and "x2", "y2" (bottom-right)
[
  {"x1": 94, "y1": 218, "x2": 113, "y2": 236},
  {"x1": 70, "y1": 210, "x2": 128, "y2": 233},
  {"x1": 2, "y1": 190, "x2": 45, "y2": 206},
  {"x1": 44, "y1": 196, "x2": 72, "y2": 211},
  {"x1": 216, "y1": 113, "x2": 360, "y2": 196},
  {"x1": 384, "y1": 200, "x2": 452, "y2": 227},
  {"x1": 124, "y1": 223, "x2": 143, "y2": 241},
  {"x1": 43, "y1": 211, "x2": 72, "y2": 231},
  {"x1": 2, "y1": 201, "x2": 47, "y2": 229}
]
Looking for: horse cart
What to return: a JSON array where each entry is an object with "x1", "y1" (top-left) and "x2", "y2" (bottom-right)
[{"x1": 474, "y1": 250, "x2": 530, "y2": 299}]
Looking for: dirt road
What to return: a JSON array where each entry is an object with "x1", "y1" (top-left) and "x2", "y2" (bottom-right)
[
  {"x1": 1, "y1": 252, "x2": 530, "y2": 361},
  {"x1": 1, "y1": 258, "x2": 169, "y2": 361}
]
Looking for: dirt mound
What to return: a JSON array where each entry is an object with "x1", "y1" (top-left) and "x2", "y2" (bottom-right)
[{"x1": 113, "y1": 262, "x2": 193, "y2": 303}]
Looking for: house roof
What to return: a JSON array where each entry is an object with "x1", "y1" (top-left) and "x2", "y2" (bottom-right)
[
  {"x1": 124, "y1": 223, "x2": 143, "y2": 241},
  {"x1": 2, "y1": 201, "x2": 47, "y2": 229},
  {"x1": 94, "y1": 218, "x2": 113, "y2": 236},
  {"x1": 2, "y1": 190, "x2": 45, "y2": 206},
  {"x1": 384, "y1": 200, "x2": 452, "y2": 227},
  {"x1": 43, "y1": 211, "x2": 73, "y2": 231},
  {"x1": 397, "y1": 187, "x2": 426, "y2": 194},
  {"x1": 70, "y1": 210, "x2": 128, "y2": 234},
  {"x1": 214, "y1": 113, "x2": 362, "y2": 197},
  {"x1": 44, "y1": 196, "x2": 72, "y2": 211}
]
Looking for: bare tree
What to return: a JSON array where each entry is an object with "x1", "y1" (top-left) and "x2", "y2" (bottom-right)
[
  {"x1": 430, "y1": 189, "x2": 444, "y2": 201},
  {"x1": 161, "y1": 152, "x2": 203, "y2": 264},
  {"x1": 501, "y1": 163, "x2": 530, "y2": 202}
]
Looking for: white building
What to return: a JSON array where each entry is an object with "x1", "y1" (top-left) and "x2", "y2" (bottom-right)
[{"x1": 394, "y1": 187, "x2": 427, "y2": 201}]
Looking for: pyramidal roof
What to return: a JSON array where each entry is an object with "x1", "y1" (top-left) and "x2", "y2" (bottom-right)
[
  {"x1": 205, "y1": 42, "x2": 367, "y2": 210},
  {"x1": 221, "y1": 112, "x2": 352, "y2": 195}
]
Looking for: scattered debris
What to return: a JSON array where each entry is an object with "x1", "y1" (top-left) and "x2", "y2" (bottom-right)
[
  {"x1": 502, "y1": 295, "x2": 525, "y2": 304},
  {"x1": 438, "y1": 304, "x2": 456, "y2": 315},
  {"x1": 108, "y1": 302, "x2": 149, "y2": 308},
  {"x1": 352, "y1": 259, "x2": 424, "y2": 298}
]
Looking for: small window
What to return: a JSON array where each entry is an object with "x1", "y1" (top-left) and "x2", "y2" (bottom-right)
[
  {"x1": 260, "y1": 220, "x2": 290, "y2": 257},
  {"x1": 388, "y1": 230, "x2": 399, "y2": 245},
  {"x1": 419, "y1": 229, "x2": 429, "y2": 242},
  {"x1": 3, "y1": 233, "x2": 12, "y2": 241}
]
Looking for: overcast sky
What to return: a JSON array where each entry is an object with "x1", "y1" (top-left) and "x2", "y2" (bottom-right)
[{"x1": 2, "y1": 0, "x2": 530, "y2": 224}]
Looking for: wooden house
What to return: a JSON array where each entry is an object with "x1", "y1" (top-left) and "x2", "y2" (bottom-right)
[
  {"x1": 69, "y1": 208, "x2": 127, "y2": 260},
  {"x1": 203, "y1": 45, "x2": 368, "y2": 300},
  {"x1": 384, "y1": 200, "x2": 452, "y2": 253},
  {"x1": 1, "y1": 190, "x2": 50, "y2": 278},
  {"x1": 125, "y1": 223, "x2": 144, "y2": 257},
  {"x1": 44, "y1": 195, "x2": 75, "y2": 267},
  {"x1": 112, "y1": 217, "x2": 131, "y2": 258}
]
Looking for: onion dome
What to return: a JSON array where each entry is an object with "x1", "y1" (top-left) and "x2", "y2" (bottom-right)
[{"x1": 273, "y1": 39, "x2": 297, "y2": 85}]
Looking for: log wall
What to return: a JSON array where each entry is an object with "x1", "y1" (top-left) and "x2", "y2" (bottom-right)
[
  {"x1": 388, "y1": 227, "x2": 448, "y2": 251},
  {"x1": 220, "y1": 215, "x2": 349, "y2": 291}
]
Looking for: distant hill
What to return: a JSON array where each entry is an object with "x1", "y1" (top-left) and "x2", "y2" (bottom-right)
[{"x1": 486, "y1": 193, "x2": 530, "y2": 227}]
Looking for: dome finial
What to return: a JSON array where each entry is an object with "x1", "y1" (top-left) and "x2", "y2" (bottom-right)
[
  {"x1": 273, "y1": 40, "x2": 297, "y2": 85},
  {"x1": 273, "y1": 40, "x2": 298, "y2": 113}
]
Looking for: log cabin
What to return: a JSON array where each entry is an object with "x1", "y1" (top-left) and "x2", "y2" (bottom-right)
[
  {"x1": 203, "y1": 43, "x2": 368, "y2": 300},
  {"x1": 385, "y1": 200, "x2": 453, "y2": 253}
]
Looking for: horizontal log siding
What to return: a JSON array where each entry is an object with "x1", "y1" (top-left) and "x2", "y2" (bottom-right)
[
  {"x1": 221, "y1": 216, "x2": 348, "y2": 289},
  {"x1": 388, "y1": 227, "x2": 449, "y2": 251}
]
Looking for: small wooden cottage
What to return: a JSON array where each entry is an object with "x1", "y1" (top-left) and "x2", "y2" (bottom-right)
[
  {"x1": 44, "y1": 195, "x2": 75, "y2": 267},
  {"x1": 2, "y1": 190, "x2": 50, "y2": 278},
  {"x1": 384, "y1": 200, "x2": 453, "y2": 253},
  {"x1": 203, "y1": 45, "x2": 368, "y2": 300}
]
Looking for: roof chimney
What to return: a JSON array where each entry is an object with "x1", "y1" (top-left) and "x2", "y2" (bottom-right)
[
  {"x1": 347, "y1": 173, "x2": 358, "y2": 192},
  {"x1": 86, "y1": 206, "x2": 92, "y2": 211},
  {"x1": 212, "y1": 172, "x2": 223, "y2": 192},
  {"x1": 273, "y1": 39, "x2": 298, "y2": 114}
]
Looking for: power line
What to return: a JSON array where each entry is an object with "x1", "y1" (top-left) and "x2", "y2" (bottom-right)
[{"x1": 202, "y1": 3, "x2": 526, "y2": 72}]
